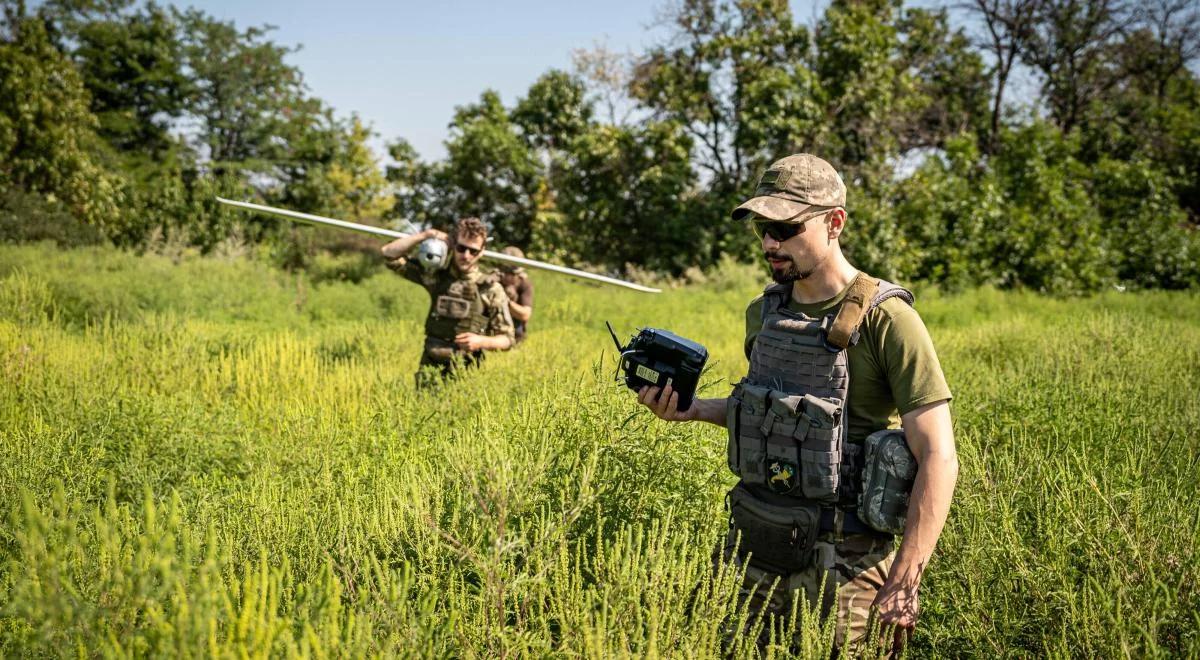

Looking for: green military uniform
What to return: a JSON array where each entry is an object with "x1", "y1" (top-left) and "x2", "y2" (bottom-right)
[
  {"x1": 729, "y1": 278, "x2": 952, "y2": 649},
  {"x1": 388, "y1": 257, "x2": 514, "y2": 386}
]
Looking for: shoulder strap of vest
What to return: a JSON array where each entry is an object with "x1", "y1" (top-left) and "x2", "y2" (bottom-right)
[
  {"x1": 826, "y1": 274, "x2": 880, "y2": 349},
  {"x1": 760, "y1": 282, "x2": 791, "y2": 322},
  {"x1": 826, "y1": 274, "x2": 916, "y2": 349},
  {"x1": 871, "y1": 279, "x2": 915, "y2": 309}
]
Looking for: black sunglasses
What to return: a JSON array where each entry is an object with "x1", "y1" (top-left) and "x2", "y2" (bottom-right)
[
  {"x1": 454, "y1": 244, "x2": 482, "y2": 257},
  {"x1": 751, "y1": 207, "x2": 835, "y2": 242},
  {"x1": 752, "y1": 221, "x2": 807, "y2": 242}
]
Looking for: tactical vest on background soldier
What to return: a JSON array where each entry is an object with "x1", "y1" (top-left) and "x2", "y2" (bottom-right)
[{"x1": 725, "y1": 272, "x2": 919, "y2": 573}]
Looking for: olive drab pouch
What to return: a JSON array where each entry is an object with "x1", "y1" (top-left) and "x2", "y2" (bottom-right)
[
  {"x1": 726, "y1": 382, "x2": 772, "y2": 483},
  {"x1": 857, "y1": 429, "x2": 918, "y2": 535},
  {"x1": 435, "y1": 295, "x2": 471, "y2": 320},
  {"x1": 795, "y1": 394, "x2": 843, "y2": 502},
  {"x1": 422, "y1": 338, "x2": 457, "y2": 365},
  {"x1": 728, "y1": 483, "x2": 820, "y2": 573}
]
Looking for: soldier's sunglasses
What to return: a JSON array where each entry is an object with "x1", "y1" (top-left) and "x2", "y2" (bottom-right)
[
  {"x1": 750, "y1": 207, "x2": 834, "y2": 242},
  {"x1": 455, "y1": 244, "x2": 483, "y2": 257},
  {"x1": 752, "y1": 221, "x2": 807, "y2": 242}
]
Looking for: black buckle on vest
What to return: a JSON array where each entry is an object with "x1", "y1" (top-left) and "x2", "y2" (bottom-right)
[{"x1": 817, "y1": 315, "x2": 859, "y2": 353}]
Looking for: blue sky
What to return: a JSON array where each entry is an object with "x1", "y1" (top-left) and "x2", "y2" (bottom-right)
[
  {"x1": 188, "y1": 0, "x2": 851, "y2": 162},
  {"x1": 189, "y1": 0, "x2": 680, "y2": 160}
]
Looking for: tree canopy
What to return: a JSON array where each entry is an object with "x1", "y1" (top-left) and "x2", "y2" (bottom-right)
[{"x1": 2, "y1": 0, "x2": 1197, "y2": 291}]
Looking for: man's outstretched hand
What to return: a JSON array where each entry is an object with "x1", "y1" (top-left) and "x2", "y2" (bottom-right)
[{"x1": 637, "y1": 383, "x2": 699, "y2": 422}]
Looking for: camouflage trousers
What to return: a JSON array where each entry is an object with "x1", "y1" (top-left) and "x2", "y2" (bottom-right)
[{"x1": 721, "y1": 526, "x2": 895, "y2": 652}]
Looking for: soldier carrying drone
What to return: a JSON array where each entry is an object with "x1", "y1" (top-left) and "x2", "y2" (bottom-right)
[
  {"x1": 380, "y1": 217, "x2": 515, "y2": 387},
  {"x1": 216, "y1": 197, "x2": 659, "y2": 385}
]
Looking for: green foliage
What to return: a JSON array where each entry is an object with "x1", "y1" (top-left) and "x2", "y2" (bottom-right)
[
  {"x1": 0, "y1": 7, "x2": 123, "y2": 233},
  {"x1": 175, "y1": 8, "x2": 304, "y2": 171},
  {"x1": 550, "y1": 121, "x2": 699, "y2": 272},
  {"x1": 436, "y1": 90, "x2": 543, "y2": 246},
  {"x1": 1, "y1": 0, "x2": 1197, "y2": 292},
  {"x1": 67, "y1": 2, "x2": 191, "y2": 154},
  {"x1": 0, "y1": 187, "x2": 104, "y2": 247},
  {"x1": 1090, "y1": 157, "x2": 1199, "y2": 289},
  {"x1": 1, "y1": 244, "x2": 1198, "y2": 656},
  {"x1": 512, "y1": 69, "x2": 593, "y2": 151},
  {"x1": 890, "y1": 125, "x2": 1200, "y2": 293}
]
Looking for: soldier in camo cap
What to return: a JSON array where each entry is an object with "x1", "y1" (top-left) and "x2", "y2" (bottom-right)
[{"x1": 636, "y1": 154, "x2": 958, "y2": 654}]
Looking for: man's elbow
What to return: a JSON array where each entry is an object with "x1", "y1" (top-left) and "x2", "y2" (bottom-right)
[
  {"x1": 495, "y1": 334, "x2": 515, "y2": 351},
  {"x1": 923, "y1": 448, "x2": 959, "y2": 485}
]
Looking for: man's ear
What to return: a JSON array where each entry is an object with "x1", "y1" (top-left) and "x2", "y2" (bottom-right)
[{"x1": 827, "y1": 208, "x2": 847, "y2": 240}]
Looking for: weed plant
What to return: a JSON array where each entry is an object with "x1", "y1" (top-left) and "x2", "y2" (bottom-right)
[{"x1": 1, "y1": 242, "x2": 1197, "y2": 657}]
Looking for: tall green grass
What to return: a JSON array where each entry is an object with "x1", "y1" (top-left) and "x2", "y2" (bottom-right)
[{"x1": 1, "y1": 242, "x2": 1198, "y2": 657}]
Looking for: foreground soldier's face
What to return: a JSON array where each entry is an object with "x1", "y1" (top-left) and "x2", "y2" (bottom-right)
[
  {"x1": 453, "y1": 235, "x2": 486, "y2": 271},
  {"x1": 758, "y1": 211, "x2": 831, "y2": 283}
]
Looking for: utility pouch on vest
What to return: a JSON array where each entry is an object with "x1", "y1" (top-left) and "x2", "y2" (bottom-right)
[
  {"x1": 435, "y1": 295, "x2": 472, "y2": 320},
  {"x1": 795, "y1": 394, "x2": 843, "y2": 502},
  {"x1": 726, "y1": 382, "x2": 772, "y2": 482},
  {"x1": 728, "y1": 483, "x2": 819, "y2": 573},
  {"x1": 857, "y1": 429, "x2": 918, "y2": 535}
]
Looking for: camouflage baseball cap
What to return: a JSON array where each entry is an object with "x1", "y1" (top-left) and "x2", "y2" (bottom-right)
[
  {"x1": 499, "y1": 246, "x2": 526, "y2": 275},
  {"x1": 731, "y1": 154, "x2": 847, "y2": 221}
]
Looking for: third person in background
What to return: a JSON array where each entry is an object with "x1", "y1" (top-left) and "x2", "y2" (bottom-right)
[{"x1": 496, "y1": 246, "x2": 534, "y2": 344}]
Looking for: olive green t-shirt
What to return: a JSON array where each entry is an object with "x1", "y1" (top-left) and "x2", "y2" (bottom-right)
[{"x1": 744, "y1": 281, "x2": 952, "y2": 443}]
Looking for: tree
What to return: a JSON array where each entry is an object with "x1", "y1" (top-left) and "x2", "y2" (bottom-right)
[
  {"x1": 964, "y1": 0, "x2": 1040, "y2": 154},
  {"x1": 898, "y1": 7, "x2": 991, "y2": 152},
  {"x1": 511, "y1": 69, "x2": 592, "y2": 152},
  {"x1": 0, "y1": 4, "x2": 122, "y2": 232},
  {"x1": 434, "y1": 90, "x2": 542, "y2": 247},
  {"x1": 282, "y1": 114, "x2": 390, "y2": 221},
  {"x1": 1018, "y1": 0, "x2": 1132, "y2": 135},
  {"x1": 632, "y1": 0, "x2": 813, "y2": 191},
  {"x1": 385, "y1": 137, "x2": 438, "y2": 231},
  {"x1": 58, "y1": 1, "x2": 190, "y2": 155},
  {"x1": 176, "y1": 8, "x2": 305, "y2": 173},
  {"x1": 551, "y1": 121, "x2": 697, "y2": 273}
]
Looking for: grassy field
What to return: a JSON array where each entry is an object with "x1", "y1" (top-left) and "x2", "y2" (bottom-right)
[{"x1": 1, "y1": 242, "x2": 1198, "y2": 657}]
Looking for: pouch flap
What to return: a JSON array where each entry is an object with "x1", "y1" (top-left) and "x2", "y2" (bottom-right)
[
  {"x1": 800, "y1": 394, "x2": 840, "y2": 427},
  {"x1": 738, "y1": 383, "x2": 771, "y2": 414},
  {"x1": 435, "y1": 295, "x2": 471, "y2": 319}
]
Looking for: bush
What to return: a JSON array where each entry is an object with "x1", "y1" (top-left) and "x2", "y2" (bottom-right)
[{"x1": 0, "y1": 188, "x2": 104, "y2": 248}]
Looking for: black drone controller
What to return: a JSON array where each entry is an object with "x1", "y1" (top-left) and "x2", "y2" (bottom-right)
[{"x1": 607, "y1": 321, "x2": 709, "y2": 411}]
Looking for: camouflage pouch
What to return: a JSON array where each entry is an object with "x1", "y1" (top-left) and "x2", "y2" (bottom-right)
[
  {"x1": 728, "y1": 483, "x2": 819, "y2": 573},
  {"x1": 857, "y1": 429, "x2": 918, "y2": 535},
  {"x1": 435, "y1": 295, "x2": 471, "y2": 319},
  {"x1": 422, "y1": 337, "x2": 458, "y2": 365}
]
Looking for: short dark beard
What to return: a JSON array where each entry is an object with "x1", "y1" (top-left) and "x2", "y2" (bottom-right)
[{"x1": 765, "y1": 251, "x2": 812, "y2": 283}]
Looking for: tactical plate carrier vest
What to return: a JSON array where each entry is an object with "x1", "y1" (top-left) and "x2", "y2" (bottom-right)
[
  {"x1": 421, "y1": 270, "x2": 495, "y2": 364},
  {"x1": 724, "y1": 273, "x2": 915, "y2": 572}
]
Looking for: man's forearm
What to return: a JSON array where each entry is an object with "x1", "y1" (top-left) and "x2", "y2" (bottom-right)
[
  {"x1": 509, "y1": 302, "x2": 532, "y2": 322},
  {"x1": 889, "y1": 448, "x2": 958, "y2": 589},
  {"x1": 685, "y1": 397, "x2": 728, "y2": 427},
  {"x1": 478, "y1": 335, "x2": 512, "y2": 351},
  {"x1": 381, "y1": 230, "x2": 430, "y2": 259}
]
